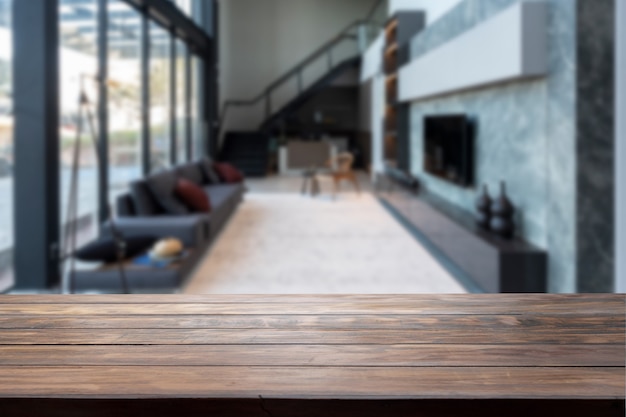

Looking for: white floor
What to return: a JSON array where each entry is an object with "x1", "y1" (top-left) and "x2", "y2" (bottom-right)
[{"x1": 184, "y1": 181, "x2": 466, "y2": 294}]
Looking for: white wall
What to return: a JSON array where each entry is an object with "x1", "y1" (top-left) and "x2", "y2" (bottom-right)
[
  {"x1": 389, "y1": 0, "x2": 462, "y2": 25},
  {"x1": 219, "y1": 0, "x2": 379, "y2": 132},
  {"x1": 398, "y1": 2, "x2": 547, "y2": 102},
  {"x1": 616, "y1": 0, "x2": 626, "y2": 293},
  {"x1": 361, "y1": 33, "x2": 384, "y2": 83}
]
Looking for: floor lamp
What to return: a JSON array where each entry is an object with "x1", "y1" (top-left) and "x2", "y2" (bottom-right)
[{"x1": 60, "y1": 74, "x2": 129, "y2": 294}]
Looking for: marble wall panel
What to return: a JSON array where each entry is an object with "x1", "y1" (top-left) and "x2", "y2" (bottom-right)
[{"x1": 407, "y1": 0, "x2": 580, "y2": 292}]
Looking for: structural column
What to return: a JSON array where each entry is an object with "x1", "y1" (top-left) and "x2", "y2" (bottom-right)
[
  {"x1": 575, "y1": 0, "x2": 616, "y2": 292},
  {"x1": 12, "y1": 0, "x2": 61, "y2": 290},
  {"x1": 616, "y1": 0, "x2": 626, "y2": 293}
]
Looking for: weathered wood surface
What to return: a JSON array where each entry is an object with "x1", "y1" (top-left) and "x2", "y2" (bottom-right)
[{"x1": 0, "y1": 294, "x2": 623, "y2": 416}]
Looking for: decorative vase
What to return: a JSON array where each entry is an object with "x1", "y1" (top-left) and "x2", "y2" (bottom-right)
[
  {"x1": 489, "y1": 181, "x2": 515, "y2": 239},
  {"x1": 475, "y1": 184, "x2": 492, "y2": 229}
]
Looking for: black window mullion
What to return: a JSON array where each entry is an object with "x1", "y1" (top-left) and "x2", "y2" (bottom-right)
[
  {"x1": 97, "y1": 0, "x2": 109, "y2": 227},
  {"x1": 185, "y1": 46, "x2": 192, "y2": 161},
  {"x1": 170, "y1": 32, "x2": 177, "y2": 165},
  {"x1": 141, "y1": 13, "x2": 151, "y2": 175}
]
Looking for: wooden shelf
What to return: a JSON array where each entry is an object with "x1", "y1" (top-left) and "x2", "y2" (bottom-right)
[
  {"x1": 383, "y1": 12, "x2": 426, "y2": 170},
  {"x1": 385, "y1": 19, "x2": 399, "y2": 34},
  {"x1": 384, "y1": 43, "x2": 399, "y2": 55}
]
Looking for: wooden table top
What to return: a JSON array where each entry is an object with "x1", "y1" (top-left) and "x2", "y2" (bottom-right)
[{"x1": 0, "y1": 294, "x2": 623, "y2": 417}]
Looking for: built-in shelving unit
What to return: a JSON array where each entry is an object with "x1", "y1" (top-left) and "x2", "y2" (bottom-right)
[
  {"x1": 399, "y1": 2, "x2": 547, "y2": 102},
  {"x1": 382, "y1": 12, "x2": 425, "y2": 171},
  {"x1": 380, "y1": 190, "x2": 547, "y2": 293}
]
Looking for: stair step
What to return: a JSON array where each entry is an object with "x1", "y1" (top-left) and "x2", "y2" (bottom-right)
[
  {"x1": 227, "y1": 157, "x2": 267, "y2": 163},
  {"x1": 220, "y1": 132, "x2": 271, "y2": 178},
  {"x1": 259, "y1": 56, "x2": 361, "y2": 132},
  {"x1": 224, "y1": 149, "x2": 268, "y2": 156},
  {"x1": 233, "y1": 163, "x2": 267, "y2": 171}
]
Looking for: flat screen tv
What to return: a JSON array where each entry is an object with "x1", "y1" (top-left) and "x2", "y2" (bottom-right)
[{"x1": 423, "y1": 114, "x2": 474, "y2": 187}]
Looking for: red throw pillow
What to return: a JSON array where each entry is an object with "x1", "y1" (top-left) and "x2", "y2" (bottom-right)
[
  {"x1": 174, "y1": 178, "x2": 211, "y2": 213},
  {"x1": 214, "y1": 162, "x2": 244, "y2": 183}
]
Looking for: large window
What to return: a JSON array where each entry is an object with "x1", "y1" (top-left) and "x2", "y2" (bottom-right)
[
  {"x1": 150, "y1": 23, "x2": 171, "y2": 172},
  {"x1": 59, "y1": 0, "x2": 100, "y2": 261},
  {"x1": 108, "y1": 0, "x2": 142, "y2": 204},
  {"x1": 176, "y1": 40, "x2": 188, "y2": 163},
  {"x1": 0, "y1": 0, "x2": 12, "y2": 290},
  {"x1": 5, "y1": 0, "x2": 212, "y2": 290}
]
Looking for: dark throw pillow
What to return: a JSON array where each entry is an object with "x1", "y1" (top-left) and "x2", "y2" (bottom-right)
[
  {"x1": 75, "y1": 235, "x2": 158, "y2": 263},
  {"x1": 145, "y1": 170, "x2": 190, "y2": 215},
  {"x1": 213, "y1": 162, "x2": 244, "y2": 184},
  {"x1": 175, "y1": 178, "x2": 212, "y2": 213},
  {"x1": 177, "y1": 163, "x2": 205, "y2": 186},
  {"x1": 198, "y1": 157, "x2": 222, "y2": 184},
  {"x1": 130, "y1": 180, "x2": 164, "y2": 216}
]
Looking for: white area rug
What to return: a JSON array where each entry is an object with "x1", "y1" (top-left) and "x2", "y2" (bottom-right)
[{"x1": 184, "y1": 193, "x2": 466, "y2": 294}]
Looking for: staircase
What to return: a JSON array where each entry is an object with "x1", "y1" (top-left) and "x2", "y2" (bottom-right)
[
  {"x1": 218, "y1": 3, "x2": 385, "y2": 177},
  {"x1": 259, "y1": 56, "x2": 361, "y2": 133}
]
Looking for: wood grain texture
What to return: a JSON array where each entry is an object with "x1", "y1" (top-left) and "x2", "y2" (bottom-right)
[
  {"x1": 0, "y1": 344, "x2": 621, "y2": 366},
  {"x1": 0, "y1": 294, "x2": 622, "y2": 314},
  {"x1": 0, "y1": 366, "x2": 622, "y2": 399},
  {"x1": 0, "y1": 326, "x2": 621, "y2": 345},
  {"x1": 0, "y1": 295, "x2": 622, "y2": 416},
  {"x1": 0, "y1": 301, "x2": 622, "y2": 316},
  {"x1": 0, "y1": 313, "x2": 619, "y2": 331}
]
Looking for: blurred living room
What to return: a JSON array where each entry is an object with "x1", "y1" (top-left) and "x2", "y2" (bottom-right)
[
  {"x1": 0, "y1": 1, "x2": 624, "y2": 415},
  {"x1": 0, "y1": 0, "x2": 624, "y2": 296}
]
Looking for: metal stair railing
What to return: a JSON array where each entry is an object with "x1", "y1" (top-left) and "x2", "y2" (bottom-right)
[{"x1": 218, "y1": 2, "x2": 386, "y2": 141}]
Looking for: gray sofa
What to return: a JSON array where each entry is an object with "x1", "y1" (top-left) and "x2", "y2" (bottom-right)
[
  {"x1": 110, "y1": 158, "x2": 245, "y2": 247},
  {"x1": 73, "y1": 158, "x2": 245, "y2": 293}
]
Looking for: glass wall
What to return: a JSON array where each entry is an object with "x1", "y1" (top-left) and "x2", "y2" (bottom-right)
[
  {"x1": 59, "y1": 0, "x2": 100, "y2": 262},
  {"x1": 150, "y1": 23, "x2": 171, "y2": 172},
  {"x1": 176, "y1": 40, "x2": 188, "y2": 163},
  {"x1": 5, "y1": 0, "x2": 212, "y2": 290},
  {"x1": 108, "y1": 0, "x2": 142, "y2": 204},
  {"x1": 0, "y1": 0, "x2": 12, "y2": 290}
]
